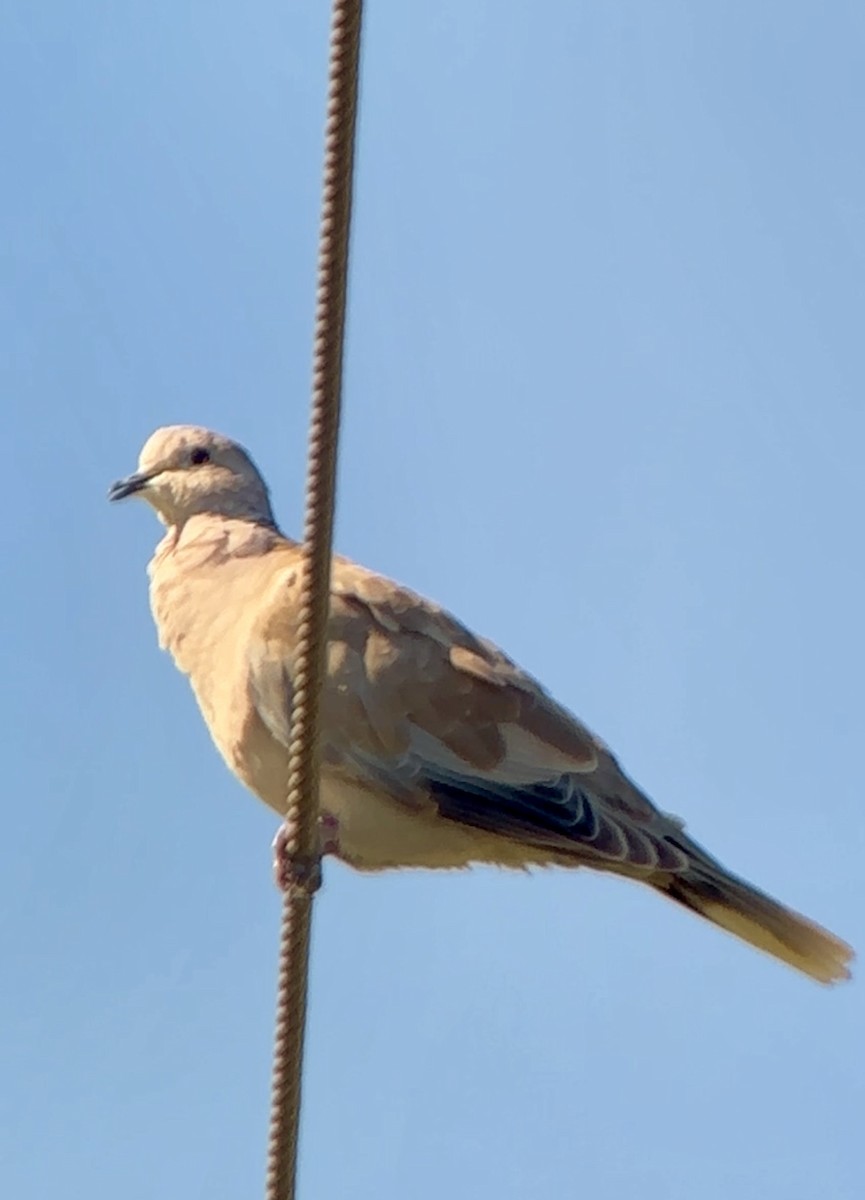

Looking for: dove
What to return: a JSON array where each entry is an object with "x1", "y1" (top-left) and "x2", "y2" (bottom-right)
[{"x1": 109, "y1": 424, "x2": 853, "y2": 983}]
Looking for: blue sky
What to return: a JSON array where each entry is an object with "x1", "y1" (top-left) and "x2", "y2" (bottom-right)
[{"x1": 2, "y1": 2, "x2": 864, "y2": 1196}]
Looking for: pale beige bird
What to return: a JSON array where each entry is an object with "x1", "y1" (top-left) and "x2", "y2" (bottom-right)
[{"x1": 109, "y1": 424, "x2": 853, "y2": 984}]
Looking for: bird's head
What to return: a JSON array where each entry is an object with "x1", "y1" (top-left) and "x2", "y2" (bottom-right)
[{"x1": 108, "y1": 424, "x2": 275, "y2": 527}]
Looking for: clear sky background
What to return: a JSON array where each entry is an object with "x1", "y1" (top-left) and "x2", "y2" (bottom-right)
[{"x1": 2, "y1": 2, "x2": 864, "y2": 1197}]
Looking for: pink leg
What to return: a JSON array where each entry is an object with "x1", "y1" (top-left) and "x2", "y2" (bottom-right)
[{"x1": 318, "y1": 811, "x2": 340, "y2": 856}]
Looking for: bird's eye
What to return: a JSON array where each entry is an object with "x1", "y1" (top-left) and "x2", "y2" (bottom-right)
[{"x1": 190, "y1": 448, "x2": 211, "y2": 465}]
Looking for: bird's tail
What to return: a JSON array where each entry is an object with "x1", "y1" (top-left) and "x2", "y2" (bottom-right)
[{"x1": 656, "y1": 859, "x2": 853, "y2": 984}]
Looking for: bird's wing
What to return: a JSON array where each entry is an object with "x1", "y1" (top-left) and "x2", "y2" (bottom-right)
[{"x1": 247, "y1": 553, "x2": 689, "y2": 873}]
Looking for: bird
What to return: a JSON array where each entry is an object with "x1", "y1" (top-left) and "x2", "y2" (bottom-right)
[{"x1": 109, "y1": 423, "x2": 853, "y2": 984}]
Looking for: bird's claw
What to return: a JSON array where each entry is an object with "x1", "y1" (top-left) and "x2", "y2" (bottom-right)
[{"x1": 271, "y1": 814, "x2": 339, "y2": 895}]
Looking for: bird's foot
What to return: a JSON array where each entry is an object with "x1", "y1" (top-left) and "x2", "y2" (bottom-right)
[
  {"x1": 318, "y1": 811, "x2": 340, "y2": 856},
  {"x1": 271, "y1": 813, "x2": 339, "y2": 894}
]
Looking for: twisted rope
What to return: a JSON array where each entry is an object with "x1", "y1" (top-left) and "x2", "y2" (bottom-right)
[{"x1": 265, "y1": 3, "x2": 364, "y2": 1197}]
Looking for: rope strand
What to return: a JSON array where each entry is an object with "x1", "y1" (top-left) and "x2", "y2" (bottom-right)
[{"x1": 265, "y1": 4, "x2": 364, "y2": 1197}]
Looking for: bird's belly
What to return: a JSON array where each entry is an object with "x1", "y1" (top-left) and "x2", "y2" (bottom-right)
[{"x1": 318, "y1": 772, "x2": 554, "y2": 872}]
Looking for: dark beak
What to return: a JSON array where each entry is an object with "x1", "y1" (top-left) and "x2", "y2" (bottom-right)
[{"x1": 107, "y1": 471, "x2": 151, "y2": 502}]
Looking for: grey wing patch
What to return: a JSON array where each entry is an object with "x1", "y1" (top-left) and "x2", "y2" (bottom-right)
[{"x1": 421, "y1": 766, "x2": 690, "y2": 873}]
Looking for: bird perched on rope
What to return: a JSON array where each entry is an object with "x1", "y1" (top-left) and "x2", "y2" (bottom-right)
[{"x1": 109, "y1": 424, "x2": 853, "y2": 984}]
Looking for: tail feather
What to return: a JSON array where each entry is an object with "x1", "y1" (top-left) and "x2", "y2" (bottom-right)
[{"x1": 658, "y1": 867, "x2": 853, "y2": 984}]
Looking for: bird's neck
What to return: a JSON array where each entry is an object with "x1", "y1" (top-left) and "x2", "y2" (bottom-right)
[{"x1": 154, "y1": 512, "x2": 290, "y2": 568}]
